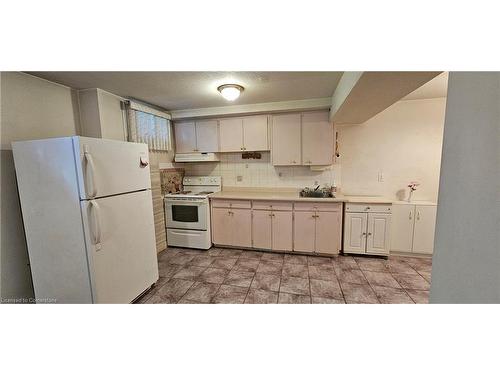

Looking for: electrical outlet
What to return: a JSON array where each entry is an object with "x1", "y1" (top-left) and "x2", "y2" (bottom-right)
[
  {"x1": 378, "y1": 172, "x2": 385, "y2": 183},
  {"x1": 237, "y1": 175, "x2": 243, "y2": 182}
]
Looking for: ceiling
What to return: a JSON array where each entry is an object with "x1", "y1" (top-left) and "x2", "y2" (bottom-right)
[
  {"x1": 402, "y1": 72, "x2": 449, "y2": 100},
  {"x1": 28, "y1": 71, "x2": 343, "y2": 111}
]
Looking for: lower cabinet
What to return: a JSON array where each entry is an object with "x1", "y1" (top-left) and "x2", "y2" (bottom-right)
[
  {"x1": 211, "y1": 199, "x2": 341, "y2": 255},
  {"x1": 343, "y1": 204, "x2": 392, "y2": 256},
  {"x1": 293, "y1": 208, "x2": 342, "y2": 255},
  {"x1": 212, "y1": 207, "x2": 252, "y2": 247},
  {"x1": 252, "y1": 209, "x2": 293, "y2": 252},
  {"x1": 390, "y1": 203, "x2": 437, "y2": 254}
]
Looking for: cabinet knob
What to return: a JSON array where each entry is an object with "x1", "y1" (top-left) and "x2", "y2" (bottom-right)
[
  {"x1": 368, "y1": 232, "x2": 372, "y2": 236},
  {"x1": 362, "y1": 232, "x2": 366, "y2": 236}
]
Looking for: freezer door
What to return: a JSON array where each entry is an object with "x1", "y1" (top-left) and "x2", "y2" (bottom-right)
[
  {"x1": 74, "y1": 137, "x2": 151, "y2": 200},
  {"x1": 81, "y1": 190, "x2": 159, "y2": 303}
]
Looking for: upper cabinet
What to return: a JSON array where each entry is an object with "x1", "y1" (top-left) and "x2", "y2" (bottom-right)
[
  {"x1": 175, "y1": 120, "x2": 218, "y2": 153},
  {"x1": 301, "y1": 111, "x2": 334, "y2": 165},
  {"x1": 78, "y1": 88, "x2": 127, "y2": 141},
  {"x1": 219, "y1": 115, "x2": 269, "y2": 152},
  {"x1": 271, "y1": 113, "x2": 302, "y2": 166},
  {"x1": 219, "y1": 118, "x2": 243, "y2": 152},
  {"x1": 271, "y1": 110, "x2": 333, "y2": 166}
]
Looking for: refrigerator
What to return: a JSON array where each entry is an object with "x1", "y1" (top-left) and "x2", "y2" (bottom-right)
[{"x1": 12, "y1": 136, "x2": 159, "y2": 303}]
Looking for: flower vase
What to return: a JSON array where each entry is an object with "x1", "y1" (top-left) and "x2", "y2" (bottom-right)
[{"x1": 407, "y1": 189, "x2": 414, "y2": 203}]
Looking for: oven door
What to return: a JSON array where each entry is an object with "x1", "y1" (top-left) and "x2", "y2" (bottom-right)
[{"x1": 165, "y1": 198, "x2": 208, "y2": 230}]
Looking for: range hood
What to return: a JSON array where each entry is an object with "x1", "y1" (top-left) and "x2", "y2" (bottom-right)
[{"x1": 174, "y1": 152, "x2": 220, "y2": 163}]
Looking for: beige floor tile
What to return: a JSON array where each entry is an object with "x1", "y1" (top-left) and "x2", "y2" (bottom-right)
[
  {"x1": 312, "y1": 297, "x2": 345, "y2": 304},
  {"x1": 310, "y1": 278, "x2": 343, "y2": 299},
  {"x1": 372, "y1": 285, "x2": 414, "y2": 304},
  {"x1": 284, "y1": 254, "x2": 308, "y2": 265},
  {"x1": 278, "y1": 292, "x2": 311, "y2": 304},
  {"x1": 363, "y1": 271, "x2": 401, "y2": 288},
  {"x1": 182, "y1": 282, "x2": 220, "y2": 303},
  {"x1": 335, "y1": 269, "x2": 367, "y2": 284},
  {"x1": 256, "y1": 260, "x2": 283, "y2": 274},
  {"x1": 234, "y1": 258, "x2": 260, "y2": 272},
  {"x1": 280, "y1": 276, "x2": 310, "y2": 295},
  {"x1": 251, "y1": 273, "x2": 281, "y2": 291},
  {"x1": 340, "y1": 282, "x2": 378, "y2": 304},
  {"x1": 212, "y1": 285, "x2": 248, "y2": 304},
  {"x1": 244, "y1": 289, "x2": 278, "y2": 304},
  {"x1": 261, "y1": 252, "x2": 285, "y2": 263},
  {"x1": 239, "y1": 251, "x2": 263, "y2": 260},
  {"x1": 188, "y1": 255, "x2": 215, "y2": 267},
  {"x1": 282, "y1": 263, "x2": 309, "y2": 278},
  {"x1": 406, "y1": 289, "x2": 430, "y2": 304},
  {"x1": 354, "y1": 257, "x2": 389, "y2": 272},
  {"x1": 308, "y1": 265, "x2": 336, "y2": 281},
  {"x1": 172, "y1": 266, "x2": 207, "y2": 281},
  {"x1": 210, "y1": 257, "x2": 238, "y2": 270},
  {"x1": 392, "y1": 273, "x2": 430, "y2": 290},
  {"x1": 154, "y1": 278, "x2": 195, "y2": 302},
  {"x1": 198, "y1": 267, "x2": 230, "y2": 284},
  {"x1": 223, "y1": 270, "x2": 255, "y2": 288},
  {"x1": 307, "y1": 256, "x2": 333, "y2": 266}
]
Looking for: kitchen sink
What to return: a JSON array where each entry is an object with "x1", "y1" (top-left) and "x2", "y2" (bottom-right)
[{"x1": 299, "y1": 188, "x2": 334, "y2": 198}]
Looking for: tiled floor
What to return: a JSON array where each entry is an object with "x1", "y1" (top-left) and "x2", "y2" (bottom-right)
[{"x1": 137, "y1": 247, "x2": 432, "y2": 304}]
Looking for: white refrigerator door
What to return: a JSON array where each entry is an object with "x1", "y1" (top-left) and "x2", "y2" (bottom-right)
[
  {"x1": 74, "y1": 137, "x2": 151, "y2": 200},
  {"x1": 81, "y1": 190, "x2": 159, "y2": 303}
]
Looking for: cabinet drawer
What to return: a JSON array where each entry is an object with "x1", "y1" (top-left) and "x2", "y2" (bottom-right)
[
  {"x1": 345, "y1": 203, "x2": 391, "y2": 213},
  {"x1": 252, "y1": 201, "x2": 292, "y2": 211},
  {"x1": 294, "y1": 202, "x2": 342, "y2": 212},
  {"x1": 211, "y1": 199, "x2": 251, "y2": 209}
]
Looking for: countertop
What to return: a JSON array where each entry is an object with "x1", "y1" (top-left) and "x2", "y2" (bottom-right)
[{"x1": 208, "y1": 189, "x2": 400, "y2": 204}]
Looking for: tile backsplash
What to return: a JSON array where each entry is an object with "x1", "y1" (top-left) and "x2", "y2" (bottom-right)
[{"x1": 182, "y1": 152, "x2": 339, "y2": 189}]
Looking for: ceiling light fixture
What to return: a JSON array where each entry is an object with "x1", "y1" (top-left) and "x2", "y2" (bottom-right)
[{"x1": 217, "y1": 84, "x2": 244, "y2": 101}]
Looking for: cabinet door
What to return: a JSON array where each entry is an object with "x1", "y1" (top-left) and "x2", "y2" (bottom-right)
[
  {"x1": 243, "y1": 115, "x2": 269, "y2": 151},
  {"x1": 390, "y1": 204, "x2": 415, "y2": 253},
  {"x1": 174, "y1": 122, "x2": 197, "y2": 153},
  {"x1": 219, "y1": 118, "x2": 243, "y2": 152},
  {"x1": 252, "y1": 210, "x2": 272, "y2": 250},
  {"x1": 195, "y1": 120, "x2": 219, "y2": 152},
  {"x1": 98, "y1": 90, "x2": 128, "y2": 141},
  {"x1": 343, "y1": 213, "x2": 367, "y2": 254},
  {"x1": 301, "y1": 111, "x2": 333, "y2": 166},
  {"x1": 293, "y1": 211, "x2": 315, "y2": 253},
  {"x1": 272, "y1": 211, "x2": 293, "y2": 252},
  {"x1": 231, "y1": 208, "x2": 252, "y2": 247},
  {"x1": 211, "y1": 207, "x2": 232, "y2": 246},
  {"x1": 271, "y1": 113, "x2": 302, "y2": 166},
  {"x1": 316, "y1": 211, "x2": 341, "y2": 255},
  {"x1": 366, "y1": 213, "x2": 391, "y2": 255},
  {"x1": 412, "y1": 205, "x2": 437, "y2": 254}
]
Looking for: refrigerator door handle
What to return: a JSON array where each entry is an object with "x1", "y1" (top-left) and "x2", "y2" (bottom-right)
[
  {"x1": 84, "y1": 147, "x2": 98, "y2": 198},
  {"x1": 90, "y1": 200, "x2": 102, "y2": 250}
]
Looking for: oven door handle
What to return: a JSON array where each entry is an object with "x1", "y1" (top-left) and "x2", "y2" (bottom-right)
[{"x1": 166, "y1": 200, "x2": 207, "y2": 206}]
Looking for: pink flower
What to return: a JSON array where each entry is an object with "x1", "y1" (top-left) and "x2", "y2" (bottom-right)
[{"x1": 408, "y1": 181, "x2": 420, "y2": 191}]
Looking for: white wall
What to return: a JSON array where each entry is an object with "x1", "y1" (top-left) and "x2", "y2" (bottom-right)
[
  {"x1": 1, "y1": 72, "x2": 80, "y2": 301},
  {"x1": 430, "y1": 72, "x2": 500, "y2": 303},
  {"x1": 337, "y1": 98, "x2": 446, "y2": 201}
]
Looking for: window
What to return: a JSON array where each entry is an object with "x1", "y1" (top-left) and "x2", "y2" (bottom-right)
[{"x1": 127, "y1": 102, "x2": 171, "y2": 151}]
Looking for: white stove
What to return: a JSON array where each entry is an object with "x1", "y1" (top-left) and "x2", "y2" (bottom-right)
[{"x1": 164, "y1": 176, "x2": 221, "y2": 249}]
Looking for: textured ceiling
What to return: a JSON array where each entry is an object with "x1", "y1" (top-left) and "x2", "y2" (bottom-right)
[{"x1": 27, "y1": 71, "x2": 343, "y2": 111}]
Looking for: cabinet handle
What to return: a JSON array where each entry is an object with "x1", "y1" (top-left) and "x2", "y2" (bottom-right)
[
  {"x1": 409, "y1": 210, "x2": 412, "y2": 220},
  {"x1": 417, "y1": 210, "x2": 420, "y2": 220},
  {"x1": 292, "y1": 160, "x2": 296, "y2": 164}
]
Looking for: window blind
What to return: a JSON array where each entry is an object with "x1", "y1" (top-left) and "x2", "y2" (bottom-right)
[{"x1": 127, "y1": 103, "x2": 172, "y2": 151}]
